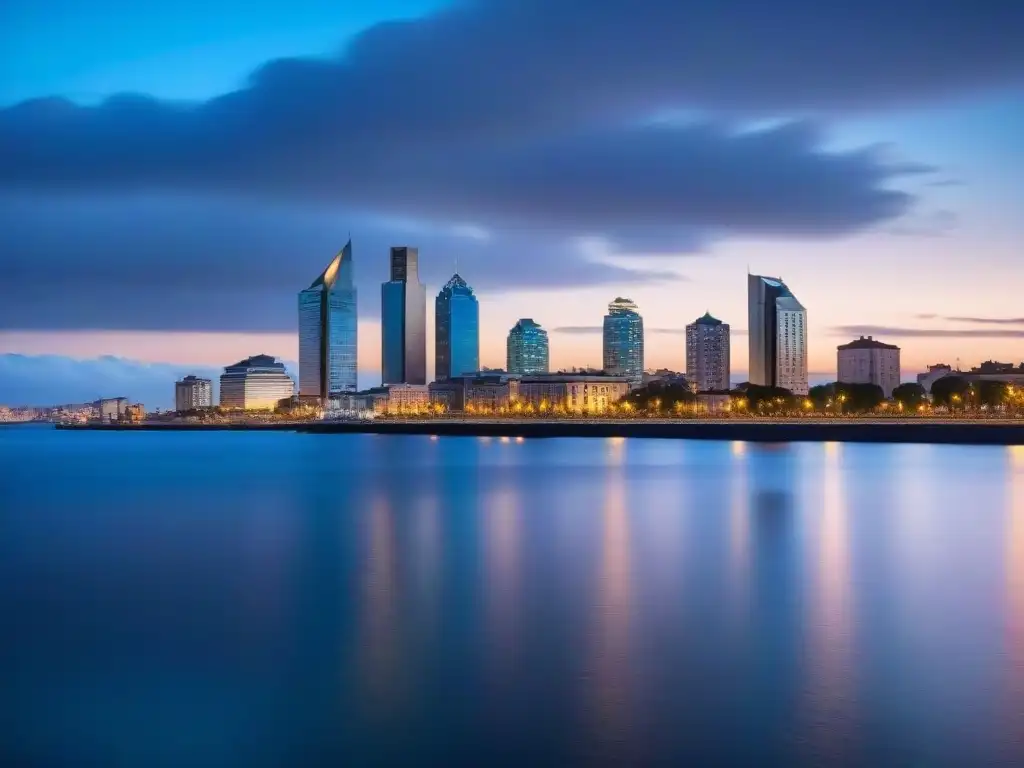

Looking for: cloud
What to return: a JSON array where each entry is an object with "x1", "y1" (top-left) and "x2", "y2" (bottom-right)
[
  {"x1": 941, "y1": 316, "x2": 1024, "y2": 326},
  {"x1": 4, "y1": 0, "x2": 1019, "y2": 332},
  {"x1": 0, "y1": 354, "x2": 223, "y2": 409},
  {"x1": 834, "y1": 324, "x2": 1024, "y2": 339},
  {"x1": 553, "y1": 325, "x2": 748, "y2": 335}
]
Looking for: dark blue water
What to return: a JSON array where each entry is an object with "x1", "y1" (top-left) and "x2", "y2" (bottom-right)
[{"x1": 3, "y1": 424, "x2": 1024, "y2": 766}]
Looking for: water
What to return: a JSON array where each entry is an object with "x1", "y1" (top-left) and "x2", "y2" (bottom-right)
[{"x1": 3, "y1": 424, "x2": 1024, "y2": 766}]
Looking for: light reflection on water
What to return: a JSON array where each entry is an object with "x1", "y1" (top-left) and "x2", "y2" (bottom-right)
[{"x1": 2, "y1": 426, "x2": 1024, "y2": 765}]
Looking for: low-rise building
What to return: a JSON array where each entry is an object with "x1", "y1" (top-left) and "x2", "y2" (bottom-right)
[
  {"x1": 219, "y1": 355, "x2": 295, "y2": 410},
  {"x1": 517, "y1": 374, "x2": 630, "y2": 413},
  {"x1": 917, "y1": 363, "x2": 953, "y2": 394},
  {"x1": 124, "y1": 403, "x2": 146, "y2": 423},
  {"x1": 961, "y1": 361, "x2": 1024, "y2": 386},
  {"x1": 837, "y1": 335, "x2": 901, "y2": 398},
  {"x1": 96, "y1": 397, "x2": 128, "y2": 422},
  {"x1": 466, "y1": 374, "x2": 520, "y2": 412},
  {"x1": 695, "y1": 391, "x2": 733, "y2": 414},
  {"x1": 428, "y1": 379, "x2": 466, "y2": 412}
]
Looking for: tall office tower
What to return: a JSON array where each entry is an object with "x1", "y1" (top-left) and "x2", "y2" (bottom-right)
[
  {"x1": 174, "y1": 375, "x2": 213, "y2": 411},
  {"x1": 298, "y1": 240, "x2": 357, "y2": 402},
  {"x1": 747, "y1": 274, "x2": 808, "y2": 395},
  {"x1": 381, "y1": 246, "x2": 427, "y2": 385},
  {"x1": 686, "y1": 312, "x2": 731, "y2": 391},
  {"x1": 435, "y1": 273, "x2": 480, "y2": 380},
  {"x1": 506, "y1": 319, "x2": 550, "y2": 375},
  {"x1": 602, "y1": 297, "x2": 644, "y2": 386}
]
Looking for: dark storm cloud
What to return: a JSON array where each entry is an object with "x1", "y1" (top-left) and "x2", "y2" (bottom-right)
[
  {"x1": 3, "y1": 0, "x2": 1019, "y2": 332},
  {"x1": 834, "y1": 324, "x2": 1024, "y2": 339},
  {"x1": 0, "y1": 195, "x2": 678, "y2": 331}
]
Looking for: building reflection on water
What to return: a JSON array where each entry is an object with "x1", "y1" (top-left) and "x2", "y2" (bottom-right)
[
  {"x1": 1004, "y1": 445, "x2": 1024, "y2": 753},
  {"x1": 483, "y1": 481, "x2": 522, "y2": 681},
  {"x1": 800, "y1": 441, "x2": 856, "y2": 763},
  {"x1": 581, "y1": 437, "x2": 634, "y2": 758}
]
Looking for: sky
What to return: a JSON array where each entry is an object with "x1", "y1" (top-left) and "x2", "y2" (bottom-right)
[{"x1": 1, "y1": 0, "x2": 1023, "y2": 407}]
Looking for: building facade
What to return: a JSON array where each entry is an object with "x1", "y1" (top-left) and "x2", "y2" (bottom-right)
[
  {"x1": 837, "y1": 336, "x2": 901, "y2": 398},
  {"x1": 507, "y1": 319, "x2": 549, "y2": 375},
  {"x1": 298, "y1": 240, "x2": 358, "y2": 402},
  {"x1": 174, "y1": 375, "x2": 213, "y2": 411},
  {"x1": 219, "y1": 355, "x2": 295, "y2": 410},
  {"x1": 382, "y1": 246, "x2": 427, "y2": 385},
  {"x1": 917, "y1": 364, "x2": 953, "y2": 394},
  {"x1": 517, "y1": 375, "x2": 630, "y2": 413},
  {"x1": 747, "y1": 274, "x2": 808, "y2": 395},
  {"x1": 685, "y1": 312, "x2": 731, "y2": 392},
  {"x1": 435, "y1": 273, "x2": 480, "y2": 380},
  {"x1": 466, "y1": 375, "x2": 521, "y2": 412},
  {"x1": 602, "y1": 297, "x2": 644, "y2": 386},
  {"x1": 96, "y1": 397, "x2": 128, "y2": 422}
]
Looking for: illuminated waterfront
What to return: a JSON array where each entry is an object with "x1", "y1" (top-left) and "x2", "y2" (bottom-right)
[{"x1": 4, "y1": 424, "x2": 1024, "y2": 764}]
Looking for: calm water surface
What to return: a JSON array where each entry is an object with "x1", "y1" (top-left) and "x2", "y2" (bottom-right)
[{"x1": 3, "y1": 425, "x2": 1024, "y2": 766}]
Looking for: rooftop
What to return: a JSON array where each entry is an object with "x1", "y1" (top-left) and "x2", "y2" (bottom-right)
[{"x1": 837, "y1": 335, "x2": 899, "y2": 351}]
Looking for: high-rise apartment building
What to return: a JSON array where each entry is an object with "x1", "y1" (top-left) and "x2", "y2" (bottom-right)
[
  {"x1": 298, "y1": 240, "x2": 357, "y2": 402},
  {"x1": 435, "y1": 273, "x2": 480, "y2": 380},
  {"x1": 747, "y1": 274, "x2": 808, "y2": 395},
  {"x1": 602, "y1": 297, "x2": 644, "y2": 386},
  {"x1": 506, "y1": 319, "x2": 549, "y2": 375},
  {"x1": 685, "y1": 312, "x2": 731, "y2": 391},
  {"x1": 174, "y1": 375, "x2": 213, "y2": 411},
  {"x1": 837, "y1": 336, "x2": 901, "y2": 397},
  {"x1": 382, "y1": 246, "x2": 427, "y2": 385},
  {"x1": 219, "y1": 355, "x2": 295, "y2": 410}
]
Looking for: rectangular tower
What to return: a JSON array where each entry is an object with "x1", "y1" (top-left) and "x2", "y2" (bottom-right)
[{"x1": 382, "y1": 246, "x2": 427, "y2": 385}]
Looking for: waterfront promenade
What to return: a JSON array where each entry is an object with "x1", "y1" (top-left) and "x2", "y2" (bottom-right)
[{"x1": 56, "y1": 417, "x2": 1024, "y2": 445}]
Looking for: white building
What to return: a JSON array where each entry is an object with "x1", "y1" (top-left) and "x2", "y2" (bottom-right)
[
  {"x1": 917, "y1": 364, "x2": 953, "y2": 394},
  {"x1": 685, "y1": 312, "x2": 731, "y2": 391},
  {"x1": 174, "y1": 375, "x2": 213, "y2": 411},
  {"x1": 96, "y1": 397, "x2": 128, "y2": 422},
  {"x1": 837, "y1": 336, "x2": 901, "y2": 398},
  {"x1": 747, "y1": 275, "x2": 808, "y2": 395},
  {"x1": 219, "y1": 355, "x2": 295, "y2": 410},
  {"x1": 518, "y1": 375, "x2": 630, "y2": 413}
]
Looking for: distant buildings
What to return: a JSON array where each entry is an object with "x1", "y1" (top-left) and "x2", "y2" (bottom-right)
[
  {"x1": 960, "y1": 361, "x2": 1024, "y2": 386},
  {"x1": 837, "y1": 336, "x2": 901, "y2": 397},
  {"x1": 747, "y1": 274, "x2": 808, "y2": 395},
  {"x1": 124, "y1": 403, "x2": 146, "y2": 423},
  {"x1": 602, "y1": 297, "x2": 644, "y2": 386},
  {"x1": 507, "y1": 319, "x2": 550, "y2": 375},
  {"x1": 435, "y1": 273, "x2": 480, "y2": 380},
  {"x1": 686, "y1": 312, "x2": 731, "y2": 392},
  {"x1": 299, "y1": 240, "x2": 357, "y2": 402},
  {"x1": 382, "y1": 246, "x2": 427, "y2": 385},
  {"x1": 219, "y1": 355, "x2": 294, "y2": 410},
  {"x1": 917, "y1": 364, "x2": 953, "y2": 394},
  {"x1": 96, "y1": 397, "x2": 128, "y2": 422},
  {"x1": 175, "y1": 375, "x2": 213, "y2": 411},
  {"x1": 518, "y1": 374, "x2": 629, "y2": 413}
]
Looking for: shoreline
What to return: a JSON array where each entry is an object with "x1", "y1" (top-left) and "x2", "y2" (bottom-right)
[{"x1": 56, "y1": 418, "x2": 1024, "y2": 444}]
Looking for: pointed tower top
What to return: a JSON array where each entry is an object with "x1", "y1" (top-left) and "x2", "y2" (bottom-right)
[{"x1": 307, "y1": 240, "x2": 351, "y2": 290}]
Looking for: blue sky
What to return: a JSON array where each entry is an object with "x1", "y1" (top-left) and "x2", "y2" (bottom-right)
[{"x1": 1, "y1": 0, "x2": 1023, "y2": 407}]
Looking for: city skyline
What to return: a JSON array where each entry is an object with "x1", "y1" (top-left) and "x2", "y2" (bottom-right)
[{"x1": 2, "y1": 2, "x2": 1023, "y2": 405}]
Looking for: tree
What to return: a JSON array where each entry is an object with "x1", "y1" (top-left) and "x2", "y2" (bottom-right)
[
  {"x1": 834, "y1": 382, "x2": 885, "y2": 412},
  {"x1": 808, "y1": 383, "x2": 835, "y2": 410},
  {"x1": 930, "y1": 376, "x2": 970, "y2": 408},
  {"x1": 975, "y1": 380, "x2": 1007, "y2": 408},
  {"x1": 624, "y1": 383, "x2": 695, "y2": 412},
  {"x1": 744, "y1": 384, "x2": 795, "y2": 412},
  {"x1": 892, "y1": 382, "x2": 926, "y2": 409}
]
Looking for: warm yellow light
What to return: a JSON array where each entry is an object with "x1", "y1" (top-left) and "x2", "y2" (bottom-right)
[{"x1": 803, "y1": 399, "x2": 812, "y2": 409}]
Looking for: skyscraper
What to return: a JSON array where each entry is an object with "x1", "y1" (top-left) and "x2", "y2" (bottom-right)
[
  {"x1": 602, "y1": 297, "x2": 644, "y2": 385},
  {"x1": 506, "y1": 319, "x2": 549, "y2": 375},
  {"x1": 220, "y1": 355, "x2": 295, "y2": 410},
  {"x1": 686, "y1": 312, "x2": 731, "y2": 391},
  {"x1": 382, "y1": 246, "x2": 427, "y2": 385},
  {"x1": 298, "y1": 241, "x2": 357, "y2": 402},
  {"x1": 435, "y1": 273, "x2": 480, "y2": 380},
  {"x1": 174, "y1": 375, "x2": 213, "y2": 411},
  {"x1": 747, "y1": 274, "x2": 808, "y2": 395}
]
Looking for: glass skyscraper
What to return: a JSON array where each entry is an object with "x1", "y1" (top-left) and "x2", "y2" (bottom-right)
[
  {"x1": 382, "y1": 246, "x2": 427, "y2": 385},
  {"x1": 506, "y1": 319, "x2": 549, "y2": 375},
  {"x1": 298, "y1": 240, "x2": 357, "y2": 402},
  {"x1": 747, "y1": 274, "x2": 808, "y2": 395},
  {"x1": 435, "y1": 273, "x2": 480, "y2": 380},
  {"x1": 602, "y1": 297, "x2": 644, "y2": 385}
]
